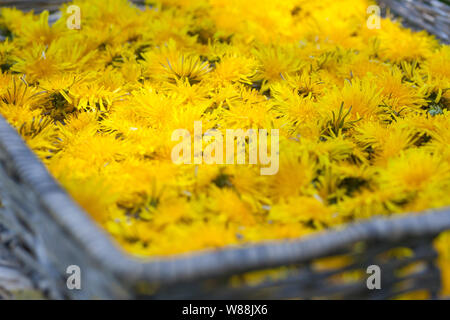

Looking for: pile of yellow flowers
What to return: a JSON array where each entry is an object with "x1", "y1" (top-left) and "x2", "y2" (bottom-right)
[{"x1": 0, "y1": 0, "x2": 449, "y2": 293}]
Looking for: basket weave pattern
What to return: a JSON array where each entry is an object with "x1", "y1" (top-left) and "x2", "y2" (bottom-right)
[
  {"x1": 378, "y1": 0, "x2": 450, "y2": 43},
  {"x1": 0, "y1": 113, "x2": 449, "y2": 299},
  {"x1": 0, "y1": 0, "x2": 449, "y2": 299}
]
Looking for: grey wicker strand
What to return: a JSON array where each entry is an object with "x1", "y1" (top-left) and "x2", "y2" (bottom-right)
[
  {"x1": 378, "y1": 0, "x2": 450, "y2": 43},
  {"x1": 0, "y1": 0, "x2": 449, "y2": 300}
]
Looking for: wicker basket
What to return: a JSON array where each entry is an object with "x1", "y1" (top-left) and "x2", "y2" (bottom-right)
[
  {"x1": 378, "y1": 0, "x2": 450, "y2": 44},
  {"x1": 0, "y1": 0, "x2": 449, "y2": 299}
]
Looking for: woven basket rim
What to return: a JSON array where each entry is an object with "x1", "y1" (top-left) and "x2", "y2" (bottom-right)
[
  {"x1": 1, "y1": 0, "x2": 450, "y2": 285},
  {"x1": 0, "y1": 114, "x2": 449, "y2": 284}
]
